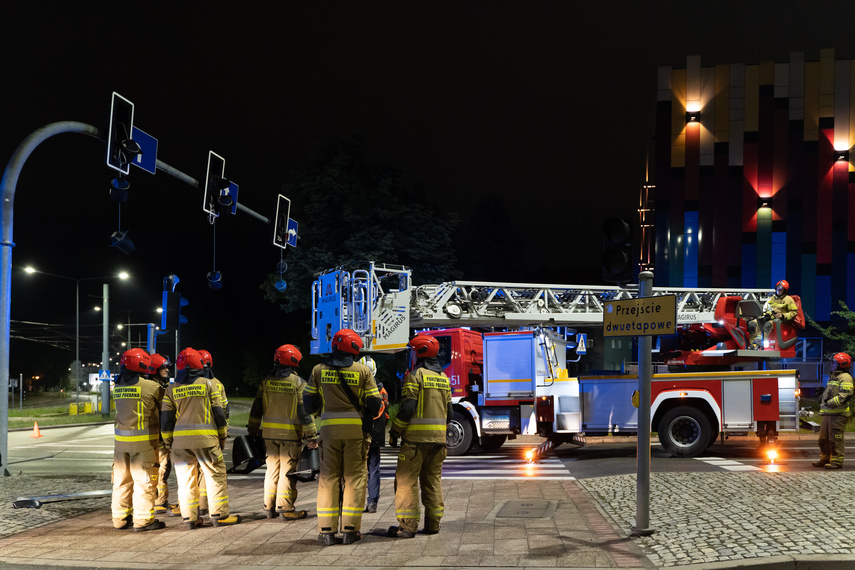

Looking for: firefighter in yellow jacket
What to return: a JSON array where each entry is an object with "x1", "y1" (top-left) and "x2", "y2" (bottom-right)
[
  {"x1": 195, "y1": 349, "x2": 228, "y2": 516},
  {"x1": 111, "y1": 348, "x2": 164, "y2": 532},
  {"x1": 148, "y1": 353, "x2": 175, "y2": 516},
  {"x1": 813, "y1": 352, "x2": 854, "y2": 469},
  {"x1": 749, "y1": 279, "x2": 799, "y2": 349},
  {"x1": 248, "y1": 344, "x2": 318, "y2": 521},
  {"x1": 387, "y1": 335, "x2": 453, "y2": 538},
  {"x1": 160, "y1": 347, "x2": 240, "y2": 529},
  {"x1": 304, "y1": 329, "x2": 382, "y2": 546}
]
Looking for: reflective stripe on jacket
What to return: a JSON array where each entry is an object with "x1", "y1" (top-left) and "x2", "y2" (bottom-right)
[
  {"x1": 391, "y1": 368, "x2": 451, "y2": 444},
  {"x1": 306, "y1": 362, "x2": 380, "y2": 439},
  {"x1": 113, "y1": 376, "x2": 163, "y2": 451},
  {"x1": 820, "y1": 371, "x2": 854, "y2": 416}
]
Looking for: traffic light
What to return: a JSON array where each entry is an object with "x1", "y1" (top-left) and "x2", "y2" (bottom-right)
[
  {"x1": 601, "y1": 217, "x2": 634, "y2": 284},
  {"x1": 162, "y1": 291, "x2": 189, "y2": 331}
]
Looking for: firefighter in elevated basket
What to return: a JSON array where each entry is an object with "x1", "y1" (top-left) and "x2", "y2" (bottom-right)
[
  {"x1": 111, "y1": 348, "x2": 165, "y2": 532},
  {"x1": 304, "y1": 329, "x2": 382, "y2": 546},
  {"x1": 248, "y1": 344, "x2": 318, "y2": 521},
  {"x1": 160, "y1": 347, "x2": 240, "y2": 529},
  {"x1": 387, "y1": 334, "x2": 453, "y2": 538},
  {"x1": 813, "y1": 352, "x2": 855, "y2": 469},
  {"x1": 749, "y1": 279, "x2": 799, "y2": 349}
]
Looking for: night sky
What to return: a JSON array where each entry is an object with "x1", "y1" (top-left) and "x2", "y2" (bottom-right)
[{"x1": 3, "y1": 2, "x2": 855, "y2": 388}]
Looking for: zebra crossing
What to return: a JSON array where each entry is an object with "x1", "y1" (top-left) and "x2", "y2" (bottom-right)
[{"x1": 378, "y1": 442, "x2": 575, "y2": 480}]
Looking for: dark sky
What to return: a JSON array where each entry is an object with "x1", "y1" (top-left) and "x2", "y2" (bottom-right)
[{"x1": 3, "y1": 2, "x2": 855, "y2": 384}]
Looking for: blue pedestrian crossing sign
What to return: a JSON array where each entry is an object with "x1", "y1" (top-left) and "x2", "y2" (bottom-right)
[
  {"x1": 130, "y1": 127, "x2": 158, "y2": 174},
  {"x1": 98, "y1": 370, "x2": 112, "y2": 382}
]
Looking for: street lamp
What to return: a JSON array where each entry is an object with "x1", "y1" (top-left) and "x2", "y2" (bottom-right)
[{"x1": 22, "y1": 267, "x2": 129, "y2": 403}]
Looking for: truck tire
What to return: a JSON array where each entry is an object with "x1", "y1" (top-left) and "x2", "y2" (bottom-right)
[
  {"x1": 446, "y1": 411, "x2": 474, "y2": 456},
  {"x1": 477, "y1": 434, "x2": 506, "y2": 452},
  {"x1": 658, "y1": 406, "x2": 713, "y2": 458}
]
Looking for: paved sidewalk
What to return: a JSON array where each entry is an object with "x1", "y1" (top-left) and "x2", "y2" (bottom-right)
[{"x1": 2, "y1": 435, "x2": 855, "y2": 568}]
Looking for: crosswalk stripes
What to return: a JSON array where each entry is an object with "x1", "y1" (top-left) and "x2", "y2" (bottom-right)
[
  {"x1": 378, "y1": 443, "x2": 575, "y2": 480},
  {"x1": 693, "y1": 456, "x2": 760, "y2": 471}
]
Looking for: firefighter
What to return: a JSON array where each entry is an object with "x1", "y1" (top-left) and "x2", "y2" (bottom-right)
[
  {"x1": 304, "y1": 329, "x2": 382, "y2": 546},
  {"x1": 247, "y1": 344, "x2": 318, "y2": 521},
  {"x1": 161, "y1": 347, "x2": 240, "y2": 529},
  {"x1": 748, "y1": 280, "x2": 798, "y2": 349},
  {"x1": 387, "y1": 335, "x2": 453, "y2": 538},
  {"x1": 813, "y1": 352, "x2": 854, "y2": 469},
  {"x1": 361, "y1": 355, "x2": 388, "y2": 513},
  {"x1": 196, "y1": 349, "x2": 229, "y2": 515},
  {"x1": 148, "y1": 353, "x2": 176, "y2": 516},
  {"x1": 111, "y1": 348, "x2": 165, "y2": 532}
]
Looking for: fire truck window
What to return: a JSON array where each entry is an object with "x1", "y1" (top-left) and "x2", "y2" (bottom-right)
[{"x1": 437, "y1": 337, "x2": 452, "y2": 369}]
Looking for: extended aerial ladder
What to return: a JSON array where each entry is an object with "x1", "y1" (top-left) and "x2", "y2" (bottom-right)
[{"x1": 310, "y1": 262, "x2": 776, "y2": 354}]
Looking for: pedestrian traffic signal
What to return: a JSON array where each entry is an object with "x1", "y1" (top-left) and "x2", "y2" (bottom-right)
[
  {"x1": 162, "y1": 291, "x2": 189, "y2": 331},
  {"x1": 601, "y1": 217, "x2": 634, "y2": 284}
]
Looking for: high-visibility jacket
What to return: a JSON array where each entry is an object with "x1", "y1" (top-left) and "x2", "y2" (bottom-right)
[
  {"x1": 820, "y1": 370, "x2": 854, "y2": 416},
  {"x1": 209, "y1": 376, "x2": 230, "y2": 421},
  {"x1": 304, "y1": 361, "x2": 381, "y2": 440},
  {"x1": 160, "y1": 375, "x2": 228, "y2": 449},
  {"x1": 763, "y1": 294, "x2": 799, "y2": 321},
  {"x1": 391, "y1": 367, "x2": 452, "y2": 444},
  {"x1": 113, "y1": 375, "x2": 163, "y2": 452},
  {"x1": 248, "y1": 372, "x2": 317, "y2": 441}
]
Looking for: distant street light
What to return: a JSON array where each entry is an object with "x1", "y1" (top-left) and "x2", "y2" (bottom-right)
[{"x1": 22, "y1": 267, "x2": 129, "y2": 402}]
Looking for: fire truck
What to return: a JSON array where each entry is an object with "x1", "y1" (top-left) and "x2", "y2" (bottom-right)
[{"x1": 310, "y1": 262, "x2": 801, "y2": 457}]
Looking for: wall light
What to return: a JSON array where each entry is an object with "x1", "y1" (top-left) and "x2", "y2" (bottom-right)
[
  {"x1": 686, "y1": 111, "x2": 701, "y2": 123},
  {"x1": 835, "y1": 149, "x2": 850, "y2": 162},
  {"x1": 757, "y1": 197, "x2": 772, "y2": 210}
]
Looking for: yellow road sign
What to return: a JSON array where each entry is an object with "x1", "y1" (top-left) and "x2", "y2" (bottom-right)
[{"x1": 603, "y1": 295, "x2": 676, "y2": 337}]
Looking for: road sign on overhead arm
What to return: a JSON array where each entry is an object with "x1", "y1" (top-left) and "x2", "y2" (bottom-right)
[
  {"x1": 203, "y1": 151, "x2": 226, "y2": 217},
  {"x1": 130, "y1": 127, "x2": 158, "y2": 174},
  {"x1": 106, "y1": 92, "x2": 136, "y2": 175},
  {"x1": 286, "y1": 218, "x2": 298, "y2": 247},
  {"x1": 272, "y1": 194, "x2": 292, "y2": 249}
]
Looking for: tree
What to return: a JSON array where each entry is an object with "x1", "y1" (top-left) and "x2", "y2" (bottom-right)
[
  {"x1": 807, "y1": 300, "x2": 855, "y2": 356},
  {"x1": 261, "y1": 137, "x2": 461, "y2": 315}
]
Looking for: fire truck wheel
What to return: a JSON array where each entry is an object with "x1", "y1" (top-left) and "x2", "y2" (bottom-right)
[
  {"x1": 658, "y1": 406, "x2": 713, "y2": 458},
  {"x1": 446, "y1": 411, "x2": 474, "y2": 456}
]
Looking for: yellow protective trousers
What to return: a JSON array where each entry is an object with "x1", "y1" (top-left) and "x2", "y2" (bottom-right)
[
  {"x1": 317, "y1": 437, "x2": 367, "y2": 533},
  {"x1": 156, "y1": 443, "x2": 171, "y2": 506},
  {"x1": 264, "y1": 439, "x2": 302, "y2": 512},
  {"x1": 819, "y1": 414, "x2": 847, "y2": 465},
  {"x1": 394, "y1": 441, "x2": 446, "y2": 533},
  {"x1": 172, "y1": 446, "x2": 229, "y2": 521},
  {"x1": 111, "y1": 446, "x2": 158, "y2": 528}
]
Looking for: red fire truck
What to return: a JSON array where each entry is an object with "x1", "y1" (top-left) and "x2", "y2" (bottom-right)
[{"x1": 310, "y1": 262, "x2": 800, "y2": 457}]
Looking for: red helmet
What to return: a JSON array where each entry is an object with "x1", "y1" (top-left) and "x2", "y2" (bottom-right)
[
  {"x1": 833, "y1": 352, "x2": 852, "y2": 369},
  {"x1": 409, "y1": 335, "x2": 439, "y2": 358},
  {"x1": 197, "y1": 349, "x2": 213, "y2": 367},
  {"x1": 177, "y1": 347, "x2": 203, "y2": 370},
  {"x1": 150, "y1": 353, "x2": 171, "y2": 371},
  {"x1": 274, "y1": 344, "x2": 302, "y2": 366},
  {"x1": 332, "y1": 329, "x2": 363, "y2": 355},
  {"x1": 121, "y1": 348, "x2": 155, "y2": 374},
  {"x1": 776, "y1": 280, "x2": 789, "y2": 294}
]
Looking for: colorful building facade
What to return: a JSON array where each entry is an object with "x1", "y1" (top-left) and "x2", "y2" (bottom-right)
[{"x1": 653, "y1": 49, "x2": 855, "y2": 320}]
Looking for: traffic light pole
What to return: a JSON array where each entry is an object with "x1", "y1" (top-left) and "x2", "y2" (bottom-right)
[{"x1": 0, "y1": 121, "x2": 276, "y2": 476}]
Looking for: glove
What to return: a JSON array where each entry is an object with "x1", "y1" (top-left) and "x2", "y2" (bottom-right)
[
  {"x1": 247, "y1": 425, "x2": 261, "y2": 438},
  {"x1": 389, "y1": 431, "x2": 400, "y2": 447}
]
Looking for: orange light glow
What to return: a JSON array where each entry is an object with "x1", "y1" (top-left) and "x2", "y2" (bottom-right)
[
  {"x1": 525, "y1": 449, "x2": 536, "y2": 463},
  {"x1": 766, "y1": 448, "x2": 778, "y2": 463}
]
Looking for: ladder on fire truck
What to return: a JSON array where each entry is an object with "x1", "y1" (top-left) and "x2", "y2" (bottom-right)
[{"x1": 310, "y1": 262, "x2": 776, "y2": 354}]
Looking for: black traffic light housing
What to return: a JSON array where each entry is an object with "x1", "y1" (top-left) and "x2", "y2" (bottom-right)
[
  {"x1": 601, "y1": 217, "x2": 634, "y2": 284},
  {"x1": 161, "y1": 274, "x2": 188, "y2": 331}
]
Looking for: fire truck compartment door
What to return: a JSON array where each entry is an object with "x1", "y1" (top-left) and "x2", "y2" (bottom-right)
[
  {"x1": 579, "y1": 378, "x2": 638, "y2": 430},
  {"x1": 721, "y1": 379, "x2": 752, "y2": 428},
  {"x1": 483, "y1": 333, "x2": 536, "y2": 400}
]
